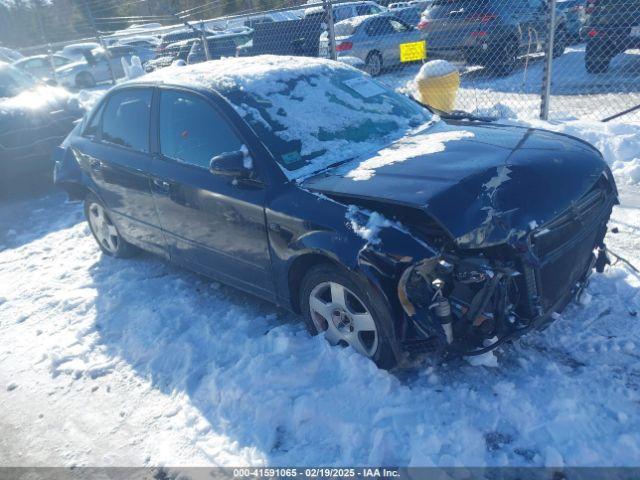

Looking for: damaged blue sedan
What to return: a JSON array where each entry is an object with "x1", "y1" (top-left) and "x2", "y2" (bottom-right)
[{"x1": 53, "y1": 56, "x2": 617, "y2": 368}]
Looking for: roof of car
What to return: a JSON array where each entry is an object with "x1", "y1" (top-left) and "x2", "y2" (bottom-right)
[
  {"x1": 305, "y1": 1, "x2": 379, "y2": 15},
  {"x1": 63, "y1": 43, "x2": 99, "y2": 50},
  {"x1": 335, "y1": 11, "x2": 397, "y2": 26},
  {"x1": 125, "y1": 54, "x2": 356, "y2": 93}
]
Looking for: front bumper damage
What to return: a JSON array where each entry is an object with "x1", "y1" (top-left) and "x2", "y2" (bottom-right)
[{"x1": 397, "y1": 177, "x2": 617, "y2": 358}]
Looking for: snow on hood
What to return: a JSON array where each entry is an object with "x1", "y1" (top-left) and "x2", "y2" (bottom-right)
[
  {"x1": 0, "y1": 85, "x2": 70, "y2": 113},
  {"x1": 131, "y1": 55, "x2": 433, "y2": 181},
  {"x1": 340, "y1": 122, "x2": 474, "y2": 181}
]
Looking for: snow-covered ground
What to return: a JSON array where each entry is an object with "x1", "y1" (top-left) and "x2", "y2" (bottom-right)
[
  {"x1": 381, "y1": 44, "x2": 640, "y2": 122},
  {"x1": 1, "y1": 68, "x2": 639, "y2": 467}
]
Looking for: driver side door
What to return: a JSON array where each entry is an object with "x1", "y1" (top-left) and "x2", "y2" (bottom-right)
[{"x1": 148, "y1": 88, "x2": 275, "y2": 300}]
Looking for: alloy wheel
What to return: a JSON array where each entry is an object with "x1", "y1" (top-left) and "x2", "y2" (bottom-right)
[
  {"x1": 308, "y1": 281, "x2": 379, "y2": 357},
  {"x1": 87, "y1": 202, "x2": 120, "y2": 254}
]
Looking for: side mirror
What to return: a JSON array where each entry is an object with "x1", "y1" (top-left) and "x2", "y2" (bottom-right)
[
  {"x1": 45, "y1": 78, "x2": 58, "y2": 86},
  {"x1": 209, "y1": 145, "x2": 253, "y2": 178}
]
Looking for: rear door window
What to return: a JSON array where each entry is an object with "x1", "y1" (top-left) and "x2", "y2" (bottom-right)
[
  {"x1": 366, "y1": 17, "x2": 395, "y2": 35},
  {"x1": 101, "y1": 88, "x2": 152, "y2": 152},
  {"x1": 159, "y1": 90, "x2": 243, "y2": 169}
]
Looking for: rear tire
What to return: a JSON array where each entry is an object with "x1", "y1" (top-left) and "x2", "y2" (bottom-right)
[
  {"x1": 552, "y1": 26, "x2": 567, "y2": 58},
  {"x1": 299, "y1": 263, "x2": 399, "y2": 369},
  {"x1": 487, "y1": 38, "x2": 518, "y2": 77},
  {"x1": 585, "y1": 40, "x2": 611, "y2": 73},
  {"x1": 365, "y1": 51, "x2": 383, "y2": 77},
  {"x1": 84, "y1": 193, "x2": 136, "y2": 258}
]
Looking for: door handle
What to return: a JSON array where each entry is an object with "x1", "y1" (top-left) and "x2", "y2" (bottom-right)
[{"x1": 151, "y1": 178, "x2": 171, "y2": 195}]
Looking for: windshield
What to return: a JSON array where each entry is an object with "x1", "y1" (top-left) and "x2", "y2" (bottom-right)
[
  {"x1": 220, "y1": 66, "x2": 431, "y2": 179},
  {"x1": 0, "y1": 64, "x2": 36, "y2": 98}
]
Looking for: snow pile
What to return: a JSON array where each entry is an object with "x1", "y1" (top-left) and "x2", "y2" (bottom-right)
[
  {"x1": 416, "y1": 60, "x2": 458, "y2": 79},
  {"x1": 73, "y1": 87, "x2": 108, "y2": 113},
  {"x1": 120, "y1": 55, "x2": 145, "y2": 80}
]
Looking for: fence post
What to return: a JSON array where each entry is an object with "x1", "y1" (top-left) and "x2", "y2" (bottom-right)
[
  {"x1": 200, "y1": 20, "x2": 212, "y2": 61},
  {"x1": 323, "y1": 0, "x2": 337, "y2": 61},
  {"x1": 540, "y1": 0, "x2": 557, "y2": 120},
  {"x1": 82, "y1": 0, "x2": 116, "y2": 85},
  {"x1": 33, "y1": 6, "x2": 58, "y2": 84}
]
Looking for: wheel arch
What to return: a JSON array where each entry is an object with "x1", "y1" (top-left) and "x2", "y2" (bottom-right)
[{"x1": 287, "y1": 251, "x2": 346, "y2": 313}]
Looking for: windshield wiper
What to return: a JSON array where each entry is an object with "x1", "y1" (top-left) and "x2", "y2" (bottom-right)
[{"x1": 407, "y1": 94, "x2": 496, "y2": 123}]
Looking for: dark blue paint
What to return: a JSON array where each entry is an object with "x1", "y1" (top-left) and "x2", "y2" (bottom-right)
[{"x1": 54, "y1": 76, "x2": 617, "y2": 354}]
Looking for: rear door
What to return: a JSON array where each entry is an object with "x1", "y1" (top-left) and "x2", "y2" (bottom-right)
[
  {"x1": 78, "y1": 87, "x2": 167, "y2": 256},
  {"x1": 148, "y1": 88, "x2": 274, "y2": 299}
]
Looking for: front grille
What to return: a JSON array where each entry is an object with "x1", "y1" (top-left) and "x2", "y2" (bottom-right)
[
  {"x1": 537, "y1": 226, "x2": 600, "y2": 310},
  {"x1": 527, "y1": 177, "x2": 613, "y2": 313}
]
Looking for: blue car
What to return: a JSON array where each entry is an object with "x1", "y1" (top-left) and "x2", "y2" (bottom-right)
[
  {"x1": 54, "y1": 56, "x2": 617, "y2": 368},
  {"x1": 556, "y1": 0, "x2": 587, "y2": 41}
]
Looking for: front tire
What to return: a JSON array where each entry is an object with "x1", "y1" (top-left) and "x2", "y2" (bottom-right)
[
  {"x1": 300, "y1": 264, "x2": 398, "y2": 369},
  {"x1": 487, "y1": 38, "x2": 518, "y2": 77},
  {"x1": 585, "y1": 40, "x2": 611, "y2": 73},
  {"x1": 84, "y1": 194, "x2": 136, "y2": 258},
  {"x1": 552, "y1": 26, "x2": 567, "y2": 58}
]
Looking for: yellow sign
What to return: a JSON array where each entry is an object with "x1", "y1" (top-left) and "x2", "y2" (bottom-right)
[{"x1": 400, "y1": 40, "x2": 426, "y2": 63}]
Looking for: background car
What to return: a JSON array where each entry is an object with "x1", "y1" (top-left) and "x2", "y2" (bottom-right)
[
  {"x1": 556, "y1": 0, "x2": 588, "y2": 41},
  {"x1": 304, "y1": 1, "x2": 386, "y2": 22},
  {"x1": 392, "y1": 6, "x2": 424, "y2": 26},
  {"x1": 0, "y1": 62, "x2": 80, "y2": 196},
  {"x1": 389, "y1": 2, "x2": 410, "y2": 9},
  {"x1": 320, "y1": 13, "x2": 424, "y2": 75},
  {"x1": 418, "y1": 0, "x2": 568, "y2": 75},
  {"x1": 145, "y1": 39, "x2": 198, "y2": 72},
  {"x1": 186, "y1": 31, "x2": 253, "y2": 64},
  {"x1": 584, "y1": 0, "x2": 640, "y2": 73},
  {"x1": 12, "y1": 54, "x2": 72, "y2": 80},
  {"x1": 157, "y1": 27, "x2": 219, "y2": 56},
  {"x1": 55, "y1": 45, "x2": 156, "y2": 88},
  {"x1": 56, "y1": 42, "x2": 100, "y2": 61},
  {"x1": 104, "y1": 34, "x2": 161, "y2": 49}
]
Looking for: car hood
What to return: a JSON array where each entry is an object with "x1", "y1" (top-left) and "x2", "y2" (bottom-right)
[
  {"x1": 302, "y1": 121, "x2": 610, "y2": 248},
  {"x1": 0, "y1": 85, "x2": 70, "y2": 114}
]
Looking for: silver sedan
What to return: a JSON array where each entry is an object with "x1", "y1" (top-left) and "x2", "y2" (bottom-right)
[{"x1": 320, "y1": 13, "x2": 424, "y2": 76}]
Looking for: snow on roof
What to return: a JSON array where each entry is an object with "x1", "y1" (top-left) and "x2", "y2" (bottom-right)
[
  {"x1": 130, "y1": 54, "x2": 349, "y2": 91},
  {"x1": 335, "y1": 14, "x2": 375, "y2": 29},
  {"x1": 130, "y1": 55, "x2": 431, "y2": 181}
]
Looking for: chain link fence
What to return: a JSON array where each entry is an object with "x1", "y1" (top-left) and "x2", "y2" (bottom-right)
[{"x1": 8, "y1": 0, "x2": 640, "y2": 122}]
